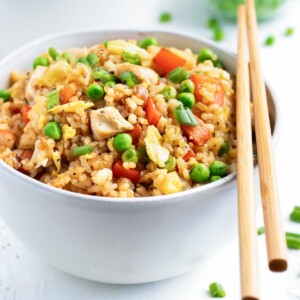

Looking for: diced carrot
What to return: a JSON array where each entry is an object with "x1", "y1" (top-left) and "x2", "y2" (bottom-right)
[
  {"x1": 190, "y1": 73, "x2": 224, "y2": 106},
  {"x1": 60, "y1": 83, "x2": 77, "y2": 104},
  {"x1": 153, "y1": 48, "x2": 186, "y2": 75},
  {"x1": 145, "y1": 98, "x2": 161, "y2": 127},
  {"x1": 21, "y1": 105, "x2": 31, "y2": 124},
  {"x1": 181, "y1": 115, "x2": 212, "y2": 146},
  {"x1": 112, "y1": 160, "x2": 141, "y2": 184},
  {"x1": 183, "y1": 149, "x2": 196, "y2": 162},
  {"x1": 128, "y1": 123, "x2": 142, "y2": 145},
  {"x1": 20, "y1": 149, "x2": 33, "y2": 161}
]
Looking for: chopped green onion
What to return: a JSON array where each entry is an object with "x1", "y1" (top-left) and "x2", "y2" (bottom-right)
[
  {"x1": 168, "y1": 67, "x2": 188, "y2": 84},
  {"x1": 173, "y1": 106, "x2": 197, "y2": 126},
  {"x1": 265, "y1": 36, "x2": 275, "y2": 46},
  {"x1": 122, "y1": 148, "x2": 139, "y2": 163},
  {"x1": 73, "y1": 145, "x2": 93, "y2": 157},
  {"x1": 0, "y1": 89, "x2": 11, "y2": 102},
  {"x1": 178, "y1": 93, "x2": 195, "y2": 109},
  {"x1": 138, "y1": 37, "x2": 158, "y2": 49},
  {"x1": 33, "y1": 57, "x2": 49, "y2": 69},
  {"x1": 286, "y1": 232, "x2": 300, "y2": 239},
  {"x1": 48, "y1": 47, "x2": 60, "y2": 60},
  {"x1": 47, "y1": 89, "x2": 59, "y2": 110},
  {"x1": 76, "y1": 57, "x2": 90, "y2": 65},
  {"x1": 218, "y1": 141, "x2": 230, "y2": 156},
  {"x1": 160, "y1": 85, "x2": 177, "y2": 101},
  {"x1": 164, "y1": 156, "x2": 176, "y2": 171},
  {"x1": 87, "y1": 53, "x2": 99, "y2": 68},
  {"x1": 93, "y1": 67, "x2": 117, "y2": 83},
  {"x1": 214, "y1": 28, "x2": 225, "y2": 42},
  {"x1": 122, "y1": 52, "x2": 141, "y2": 65},
  {"x1": 285, "y1": 27, "x2": 294, "y2": 36},
  {"x1": 103, "y1": 41, "x2": 108, "y2": 48},
  {"x1": 179, "y1": 79, "x2": 194, "y2": 94},
  {"x1": 257, "y1": 226, "x2": 265, "y2": 235},
  {"x1": 159, "y1": 12, "x2": 172, "y2": 23},
  {"x1": 120, "y1": 72, "x2": 137, "y2": 88},
  {"x1": 290, "y1": 206, "x2": 300, "y2": 223},
  {"x1": 44, "y1": 121, "x2": 62, "y2": 140},
  {"x1": 104, "y1": 81, "x2": 116, "y2": 88},
  {"x1": 138, "y1": 145, "x2": 150, "y2": 164},
  {"x1": 286, "y1": 234, "x2": 300, "y2": 250},
  {"x1": 209, "y1": 282, "x2": 226, "y2": 298}
]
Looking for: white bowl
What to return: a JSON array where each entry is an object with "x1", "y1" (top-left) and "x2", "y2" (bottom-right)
[{"x1": 0, "y1": 30, "x2": 280, "y2": 284}]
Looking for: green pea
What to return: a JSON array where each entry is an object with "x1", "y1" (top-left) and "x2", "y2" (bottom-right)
[
  {"x1": 190, "y1": 163, "x2": 210, "y2": 183},
  {"x1": 179, "y1": 79, "x2": 195, "y2": 93},
  {"x1": 48, "y1": 47, "x2": 60, "y2": 60},
  {"x1": 198, "y1": 48, "x2": 214, "y2": 63},
  {"x1": 168, "y1": 67, "x2": 188, "y2": 84},
  {"x1": 122, "y1": 52, "x2": 141, "y2": 65},
  {"x1": 122, "y1": 148, "x2": 139, "y2": 163},
  {"x1": 214, "y1": 28, "x2": 225, "y2": 42},
  {"x1": 120, "y1": 72, "x2": 137, "y2": 88},
  {"x1": 76, "y1": 57, "x2": 90, "y2": 65},
  {"x1": 207, "y1": 18, "x2": 219, "y2": 30},
  {"x1": 86, "y1": 53, "x2": 99, "y2": 68},
  {"x1": 138, "y1": 37, "x2": 158, "y2": 49},
  {"x1": 33, "y1": 57, "x2": 49, "y2": 69},
  {"x1": 43, "y1": 121, "x2": 62, "y2": 140},
  {"x1": 210, "y1": 175, "x2": 222, "y2": 183},
  {"x1": 164, "y1": 156, "x2": 176, "y2": 171},
  {"x1": 210, "y1": 160, "x2": 229, "y2": 177},
  {"x1": 113, "y1": 133, "x2": 132, "y2": 152},
  {"x1": 139, "y1": 145, "x2": 150, "y2": 164},
  {"x1": 178, "y1": 93, "x2": 195, "y2": 109},
  {"x1": 86, "y1": 83, "x2": 105, "y2": 101},
  {"x1": 73, "y1": 145, "x2": 93, "y2": 156},
  {"x1": 218, "y1": 141, "x2": 230, "y2": 156},
  {"x1": 265, "y1": 36, "x2": 275, "y2": 46},
  {"x1": 160, "y1": 85, "x2": 177, "y2": 101},
  {"x1": 159, "y1": 12, "x2": 172, "y2": 23},
  {"x1": 104, "y1": 81, "x2": 116, "y2": 88},
  {"x1": 0, "y1": 89, "x2": 11, "y2": 102},
  {"x1": 213, "y1": 60, "x2": 223, "y2": 69}
]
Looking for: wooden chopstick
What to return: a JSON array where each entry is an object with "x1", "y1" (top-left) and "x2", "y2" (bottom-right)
[
  {"x1": 245, "y1": 0, "x2": 288, "y2": 272},
  {"x1": 236, "y1": 5, "x2": 260, "y2": 300}
]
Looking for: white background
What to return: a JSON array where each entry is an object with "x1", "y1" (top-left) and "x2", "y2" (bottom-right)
[{"x1": 1, "y1": 0, "x2": 300, "y2": 299}]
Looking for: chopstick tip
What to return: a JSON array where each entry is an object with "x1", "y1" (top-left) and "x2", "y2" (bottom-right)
[{"x1": 269, "y1": 259, "x2": 288, "y2": 272}]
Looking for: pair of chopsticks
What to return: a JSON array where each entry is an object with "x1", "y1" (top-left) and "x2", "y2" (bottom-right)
[{"x1": 236, "y1": 0, "x2": 288, "y2": 299}]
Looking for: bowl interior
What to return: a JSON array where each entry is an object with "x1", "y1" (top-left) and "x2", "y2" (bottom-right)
[{"x1": 0, "y1": 30, "x2": 279, "y2": 202}]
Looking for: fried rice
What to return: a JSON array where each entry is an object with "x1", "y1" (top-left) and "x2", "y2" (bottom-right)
[{"x1": 0, "y1": 38, "x2": 236, "y2": 198}]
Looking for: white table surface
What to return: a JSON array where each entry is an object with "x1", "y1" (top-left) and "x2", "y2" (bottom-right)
[{"x1": 1, "y1": 0, "x2": 300, "y2": 299}]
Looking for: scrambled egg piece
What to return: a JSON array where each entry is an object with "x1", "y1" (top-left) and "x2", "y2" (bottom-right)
[
  {"x1": 38, "y1": 115, "x2": 48, "y2": 130},
  {"x1": 48, "y1": 101, "x2": 93, "y2": 116},
  {"x1": 107, "y1": 40, "x2": 151, "y2": 60},
  {"x1": 53, "y1": 150, "x2": 61, "y2": 172},
  {"x1": 62, "y1": 124, "x2": 76, "y2": 141},
  {"x1": 40, "y1": 60, "x2": 73, "y2": 88},
  {"x1": 153, "y1": 171, "x2": 184, "y2": 194},
  {"x1": 144, "y1": 125, "x2": 169, "y2": 168}
]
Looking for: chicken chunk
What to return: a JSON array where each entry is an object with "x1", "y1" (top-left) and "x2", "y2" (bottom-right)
[
  {"x1": 25, "y1": 66, "x2": 48, "y2": 104},
  {"x1": 115, "y1": 63, "x2": 158, "y2": 85},
  {"x1": 90, "y1": 107, "x2": 134, "y2": 141}
]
